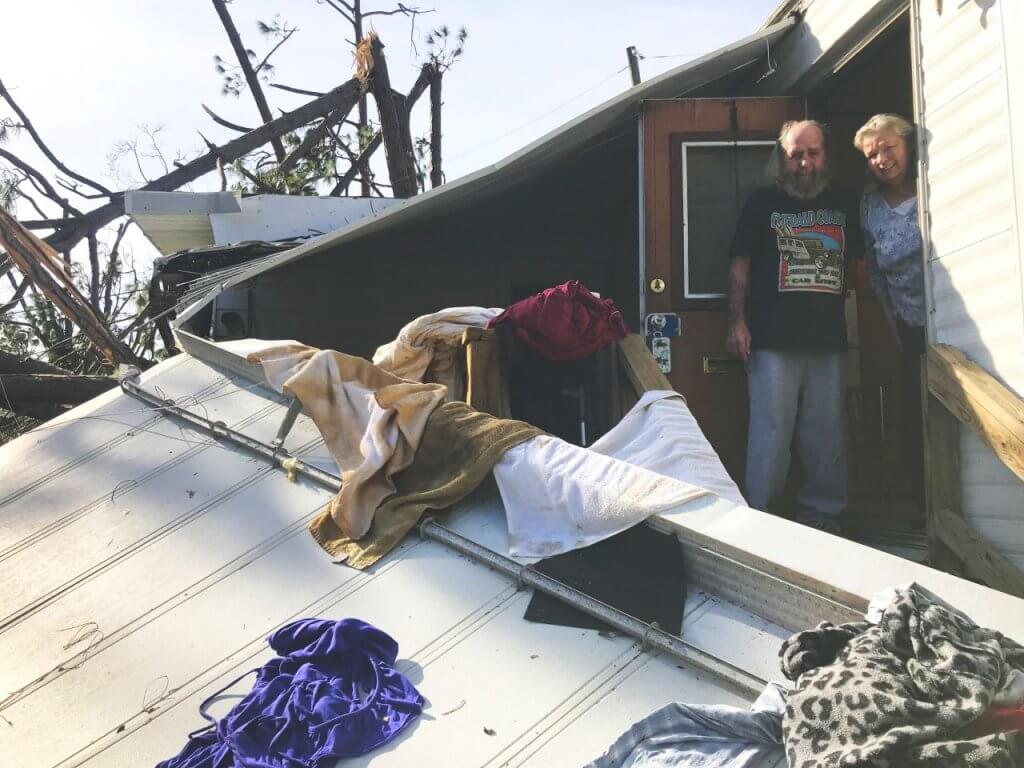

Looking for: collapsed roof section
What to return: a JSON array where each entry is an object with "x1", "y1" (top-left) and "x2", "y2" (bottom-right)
[{"x1": 172, "y1": 17, "x2": 798, "y2": 329}]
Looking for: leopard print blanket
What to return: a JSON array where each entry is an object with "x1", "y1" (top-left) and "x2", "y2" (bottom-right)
[{"x1": 781, "y1": 585, "x2": 1024, "y2": 767}]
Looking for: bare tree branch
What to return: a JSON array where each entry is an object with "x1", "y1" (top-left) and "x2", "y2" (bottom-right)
[
  {"x1": 0, "y1": 78, "x2": 113, "y2": 196},
  {"x1": 54, "y1": 177, "x2": 113, "y2": 200},
  {"x1": 0, "y1": 276, "x2": 30, "y2": 314},
  {"x1": 0, "y1": 148, "x2": 82, "y2": 216},
  {"x1": 269, "y1": 83, "x2": 325, "y2": 98},
  {"x1": 211, "y1": 0, "x2": 287, "y2": 164},
  {"x1": 202, "y1": 104, "x2": 253, "y2": 133},
  {"x1": 331, "y1": 131, "x2": 381, "y2": 195},
  {"x1": 278, "y1": 87, "x2": 359, "y2": 174},
  {"x1": 319, "y1": 0, "x2": 356, "y2": 25},
  {"x1": 254, "y1": 27, "x2": 297, "y2": 73},
  {"x1": 363, "y1": 4, "x2": 435, "y2": 19},
  {"x1": 46, "y1": 78, "x2": 361, "y2": 254}
]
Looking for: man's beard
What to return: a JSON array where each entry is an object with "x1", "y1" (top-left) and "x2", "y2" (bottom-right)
[{"x1": 779, "y1": 167, "x2": 831, "y2": 199}]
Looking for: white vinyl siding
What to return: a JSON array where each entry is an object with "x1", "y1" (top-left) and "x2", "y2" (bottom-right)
[{"x1": 917, "y1": 0, "x2": 1024, "y2": 570}]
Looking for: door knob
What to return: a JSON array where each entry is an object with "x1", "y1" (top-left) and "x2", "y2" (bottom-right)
[{"x1": 649, "y1": 278, "x2": 666, "y2": 294}]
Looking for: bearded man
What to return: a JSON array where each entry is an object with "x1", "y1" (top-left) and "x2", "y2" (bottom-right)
[{"x1": 726, "y1": 120, "x2": 862, "y2": 533}]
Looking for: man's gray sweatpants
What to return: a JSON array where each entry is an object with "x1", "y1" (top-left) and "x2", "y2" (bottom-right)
[{"x1": 745, "y1": 349, "x2": 847, "y2": 519}]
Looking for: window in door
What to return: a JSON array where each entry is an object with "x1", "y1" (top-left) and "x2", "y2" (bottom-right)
[{"x1": 682, "y1": 142, "x2": 775, "y2": 299}]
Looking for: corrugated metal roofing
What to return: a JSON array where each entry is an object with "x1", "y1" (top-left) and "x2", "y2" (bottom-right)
[
  {"x1": 0, "y1": 352, "x2": 790, "y2": 767},
  {"x1": 174, "y1": 18, "x2": 796, "y2": 327},
  {"x1": 4, "y1": 338, "x2": 1024, "y2": 765}
]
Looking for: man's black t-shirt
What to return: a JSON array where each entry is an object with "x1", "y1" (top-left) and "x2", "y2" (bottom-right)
[{"x1": 729, "y1": 184, "x2": 862, "y2": 352}]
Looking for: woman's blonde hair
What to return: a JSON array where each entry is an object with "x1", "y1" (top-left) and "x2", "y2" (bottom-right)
[{"x1": 853, "y1": 113, "x2": 914, "y2": 152}]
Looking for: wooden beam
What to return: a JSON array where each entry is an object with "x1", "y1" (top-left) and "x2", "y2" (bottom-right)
[
  {"x1": 617, "y1": 334, "x2": 674, "y2": 396},
  {"x1": 927, "y1": 343, "x2": 1024, "y2": 483},
  {"x1": 924, "y1": 390, "x2": 965, "y2": 574},
  {"x1": 933, "y1": 506, "x2": 1024, "y2": 598}
]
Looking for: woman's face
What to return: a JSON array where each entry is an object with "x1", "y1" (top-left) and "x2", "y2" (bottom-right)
[{"x1": 862, "y1": 129, "x2": 911, "y2": 187}]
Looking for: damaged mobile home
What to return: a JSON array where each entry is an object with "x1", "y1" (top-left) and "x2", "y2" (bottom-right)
[{"x1": 2, "y1": 1, "x2": 1024, "y2": 765}]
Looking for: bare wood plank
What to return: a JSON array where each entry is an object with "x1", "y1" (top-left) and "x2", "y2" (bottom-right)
[
  {"x1": 617, "y1": 334, "x2": 674, "y2": 396},
  {"x1": 924, "y1": 391, "x2": 965, "y2": 574},
  {"x1": 927, "y1": 343, "x2": 1024, "y2": 483},
  {"x1": 462, "y1": 329, "x2": 509, "y2": 419},
  {"x1": 934, "y1": 506, "x2": 1024, "y2": 598}
]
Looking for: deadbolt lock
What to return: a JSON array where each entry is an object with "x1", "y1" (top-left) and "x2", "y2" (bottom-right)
[{"x1": 649, "y1": 278, "x2": 666, "y2": 294}]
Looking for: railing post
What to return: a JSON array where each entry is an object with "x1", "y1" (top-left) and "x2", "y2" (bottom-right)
[{"x1": 924, "y1": 381, "x2": 965, "y2": 573}]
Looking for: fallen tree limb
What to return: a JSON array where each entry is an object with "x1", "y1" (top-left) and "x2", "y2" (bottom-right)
[
  {"x1": 0, "y1": 209, "x2": 144, "y2": 368},
  {"x1": 0, "y1": 373, "x2": 118, "y2": 404},
  {"x1": 45, "y1": 78, "x2": 362, "y2": 254}
]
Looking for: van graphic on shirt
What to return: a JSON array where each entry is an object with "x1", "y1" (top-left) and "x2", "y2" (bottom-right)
[{"x1": 773, "y1": 221, "x2": 845, "y2": 294}]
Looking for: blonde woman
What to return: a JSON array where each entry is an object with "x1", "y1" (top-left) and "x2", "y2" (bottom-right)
[
  {"x1": 854, "y1": 113, "x2": 925, "y2": 518},
  {"x1": 854, "y1": 114, "x2": 924, "y2": 351}
]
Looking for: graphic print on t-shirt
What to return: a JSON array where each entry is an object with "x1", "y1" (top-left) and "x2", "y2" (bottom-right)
[{"x1": 771, "y1": 209, "x2": 847, "y2": 294}]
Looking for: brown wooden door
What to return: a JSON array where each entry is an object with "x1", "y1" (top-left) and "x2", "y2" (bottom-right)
[{"x1": 642, "y1": 97, "x2": 805, "y2": 486}]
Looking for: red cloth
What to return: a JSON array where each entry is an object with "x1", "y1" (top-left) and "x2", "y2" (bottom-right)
[
  {"x1": 959, "y1": 705, "x2": 1024, "y2": 738},
  {"x1": 487, "y1": 281, "x2": 628, "y2": 361}
]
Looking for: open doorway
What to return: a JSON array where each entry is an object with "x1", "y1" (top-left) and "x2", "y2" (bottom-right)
[{"x1": 808, "y1": 14, "x2": 926, "y2": 558}]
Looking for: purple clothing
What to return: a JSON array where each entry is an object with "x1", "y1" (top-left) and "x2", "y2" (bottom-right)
[{"x1": 158, "y1": 619, "x2": 424, "y2": 768}]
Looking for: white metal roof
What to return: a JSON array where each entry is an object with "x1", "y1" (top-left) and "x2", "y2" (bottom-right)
[
  {"x1": 3, "y1": 339, "x2": 1023, "y2": 766},
  {"x1": 0, "y1": 351, "x2": 788, "y2": 767},
  {"x1": 174, "y1": 18, "x2": 796, "y2": 327}
]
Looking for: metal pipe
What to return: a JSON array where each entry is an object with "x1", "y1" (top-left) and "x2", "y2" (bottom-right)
[
  {"x1": 120, "y1": 373, "x2": 342, "y2": 493},
  {"x1": 121, "y1": 372, "x2": 767, "y2": 697}
]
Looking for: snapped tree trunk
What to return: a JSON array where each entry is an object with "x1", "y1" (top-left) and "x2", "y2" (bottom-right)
[
  {"x1": 366, "y1": 35, "x2": 418, "y2": 198},
  {"x1": 429, "y1": 67, "x2": 443, "y2": 188}
]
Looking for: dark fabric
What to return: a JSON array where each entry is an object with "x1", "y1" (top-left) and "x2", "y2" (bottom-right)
[
  {"x1": 729, "y1": 185, "x2": 862, "y2": 352},
  {"x1": 311, "y1": 400, "x2": 543, "y2": 569},
  {"x1": 487, "y1": 280, "x2": 628, "y2": 362},
  {"x1": 781, "y1": 585, "x2": 1024, "y2": 767},
  {"x1": 158, "y1": 619, "x2": 424, "y2": 768},
  {"x1": 524, "y1": 523, "x2": 685, "y2": 633},
  {"x1": 779, "y1": 620, "x2": 871, "y2": 681},
  {"x1": 959, "y1": 706, "x2": 1024, "y2": 739}
]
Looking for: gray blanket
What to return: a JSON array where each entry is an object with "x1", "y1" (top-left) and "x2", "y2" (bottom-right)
[{"x1": 781, "y1": 584, "x2": 1024, "y2": 767}]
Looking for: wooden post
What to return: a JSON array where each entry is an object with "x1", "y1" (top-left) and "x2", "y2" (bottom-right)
[
  {"x1": 626, "y1": 46, "x2": 642, "y2": 86},
  {"x1": 429, "y1": 66, "x2": 443, "y2": 189},
  {"x1": 924, "y1": 390, "x2": 965, "y2": 574},
  {"x1": 617, "y1": 335, "x2": 674, "y2": 397}
]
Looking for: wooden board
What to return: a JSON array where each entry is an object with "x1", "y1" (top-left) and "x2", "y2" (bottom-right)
[
  {"x1": 927, "y1": 343, "x2": 1024, "y2": 484},
  {"x1": 924, "y1": 391, "x2": 965, "y2": 574},
  {"x1": 934, "y1": 506, "x2": 1024, "y2": 598},
  {"x1": 617, "y1": 334, "x2": 673, "y2": 396}
]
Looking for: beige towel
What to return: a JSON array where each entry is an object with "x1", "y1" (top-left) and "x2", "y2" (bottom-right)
[
  {"x1": 310, "y1": 400, "x2": 541, "y2": 569},
  {"x1": 372, "y1": 306, "x2": 502, "y2": 400},
  {"x1": 249, "y1": 344, "x2": 446, "y2": 540}
]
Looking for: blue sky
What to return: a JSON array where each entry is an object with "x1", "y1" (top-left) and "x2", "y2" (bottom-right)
[{"x1": 1, "y1": 1, "x2": 779, "y2": 261}]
